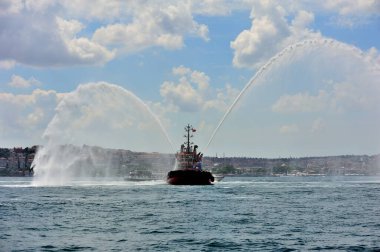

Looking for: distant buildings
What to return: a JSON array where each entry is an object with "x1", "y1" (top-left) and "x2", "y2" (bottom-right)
[
  {"x1": 204, "y1": 155, "x2": 380, "y2": 176},
  {"x1": 0, "y1": 145, "x2": 379, "y2": 176},
  {"x1": 0, "y1": 146, "x2": 37, "y2": 176}
]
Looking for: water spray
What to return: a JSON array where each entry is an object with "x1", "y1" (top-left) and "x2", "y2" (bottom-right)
[
  {"x1": 205, "y1": 38, "x2": 377, "y2": 152},
  {"x1": 107, "y1": 84, "x2": 175, "y2": 152},
  {"x1": 32, "y1": 82, "x2": 175, "y2": 185}
]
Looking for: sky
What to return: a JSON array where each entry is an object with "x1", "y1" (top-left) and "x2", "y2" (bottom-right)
[{"x1": 0, "y1": 0, "x2": 379, "y2": 158}]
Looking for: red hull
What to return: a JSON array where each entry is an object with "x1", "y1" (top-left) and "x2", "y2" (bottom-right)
[{"x1": 167, "y1": 170, "x2": 214, "y2": 185}]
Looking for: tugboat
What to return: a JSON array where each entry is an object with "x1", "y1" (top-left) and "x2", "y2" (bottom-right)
[{"x1": 167, "y1": 124, "x2": 214, "y2": 185}]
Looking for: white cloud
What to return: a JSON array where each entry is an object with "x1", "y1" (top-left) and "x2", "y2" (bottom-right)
[
  {"x1": 92, "y1": 2, "x2": 209, "y2": 54},
  {"x1": 1, "y1": 0, "x2": 377, "y2": 68},
  {"x1": 160, "y1": 79, "x2": 203, "y2": 112},
  {"x1": 322, "y1": 0, "x2": 380, "y2": 16},
  {"x1": 0, "y1": 5, "x2": 115, "y2": 67},
  {"x1": 160, "y1": 66, "x2": 239, "y2": 113},
  {"x1": 172, "y1": 65, "x2": 192, "y2": 75},
  {"x1": 160, "y1": 66, "x2": 206, "y2": 112},
  {"x1": 56, "y1": 17, "x2": 84, "y2": 39},
  {"x1": 190, "y1": 70, "x2": 210, "y2": 90},
  {"x1": 291, "y1": 10, "x2": 315, "y2": 29},
  {"x1": 324, "y1": 0, "x2": 380, "y2": 28},
  {"x1": 280, "y1": 124, "x2": 299, "y2": 134},
  {"x1": 272, "y1": 91, "x2": 329, "y2": 113},
  {"x1": 330, "y1": 80, "x2": 380, "y2": 113},
  {"x1": 7, "y1": 74, "x2": 41, "y2": 88},
  {"x1": 272, "y1": 77, "x2": 380, "y2": 115},
  {"x1": 60, "y1": 0, "x2": 123, "y2": 21},
  {"x1": 27, "y1": 108, "x2": 45, "y2": 126},
  {"x1": 55, "y1": 17, "x2": 116, "y2": 65},
  {"x1": 190, "y1": 0, "x2": 235, "y2": 16},
  {"x1": 24, "y1": 0, "x2": 54, "y2": 12},
  {"x1": 0, "y1": 89, "x2": 63, "y2": 145},
  {"x1": 231, "y1": 1, "x2": 322, "y2": 68},
  {"x1": 41, "y1": 82, "x2": 173, "y2": 152},
  {"x1": 0, "y1": 0, "x2": 23, "y2": 15},
  {"x1": 0, "y1": 60, "x2": 16, "y2": 69},
  {"x1": 0, "y1": 1, "x2": 213, "y2": 67},
  {"x1": 204, "y1": 84, "x2": 240, "y2": 111},
  {"x1": 229, "y1": 0, "x2": 378, "y2": 68},
  {"x1": 259, "y1": 0, "x2": 380, "y2": 27},
  {"x1": 268, "y1": 40, "x2": 380, "y2": 117},
  {"x1": 363, "y1": 47, "x2": 380, "y2": 67},
  {"x1": 311, "y1": 118, "x2": 325, "y2": 133}
]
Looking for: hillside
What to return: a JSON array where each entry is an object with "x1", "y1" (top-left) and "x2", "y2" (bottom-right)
[{"x1": 1, "y1": 146, "x2": 379, "y2": 176}]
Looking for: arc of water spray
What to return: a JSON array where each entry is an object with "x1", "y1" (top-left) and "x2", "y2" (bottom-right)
[
  {"x1": 140, "y1": 99, "x2": 175, "y2": 152},
  {"x1": 44, "y1": 82, "x2": 175, "y2": 152},
  {"x1": 32, "y1": 83, "x2": 175, "y2": 185},
  {"x1": 205, "y1": 38, "x2": 368, "y2": 152},
  {"x1": 110, "y1": 84, "x2": 176, "y2": 152}
]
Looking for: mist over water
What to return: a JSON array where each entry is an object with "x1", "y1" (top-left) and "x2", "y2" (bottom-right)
[{"x1": 32, "y1": 82, "x2": 174, "y2": 186}]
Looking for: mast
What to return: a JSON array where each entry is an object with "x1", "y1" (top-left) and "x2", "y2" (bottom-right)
[{"x1": 184, "y1": 124, "x2": 192, "y2": 152}]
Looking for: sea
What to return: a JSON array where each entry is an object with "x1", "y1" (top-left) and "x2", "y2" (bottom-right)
[{"x1": 1, "y1": 176, "x2": 379, "y2": 251}]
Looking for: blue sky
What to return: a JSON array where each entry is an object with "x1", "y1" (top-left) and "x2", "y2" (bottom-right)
[{"x1": 0, "y1": 0, "x2": 379, "y2": 157}]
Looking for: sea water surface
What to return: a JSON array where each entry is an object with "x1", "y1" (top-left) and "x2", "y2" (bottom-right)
[{"x1": 1, "y1": 176, "x2": 379, "y2": 251}]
